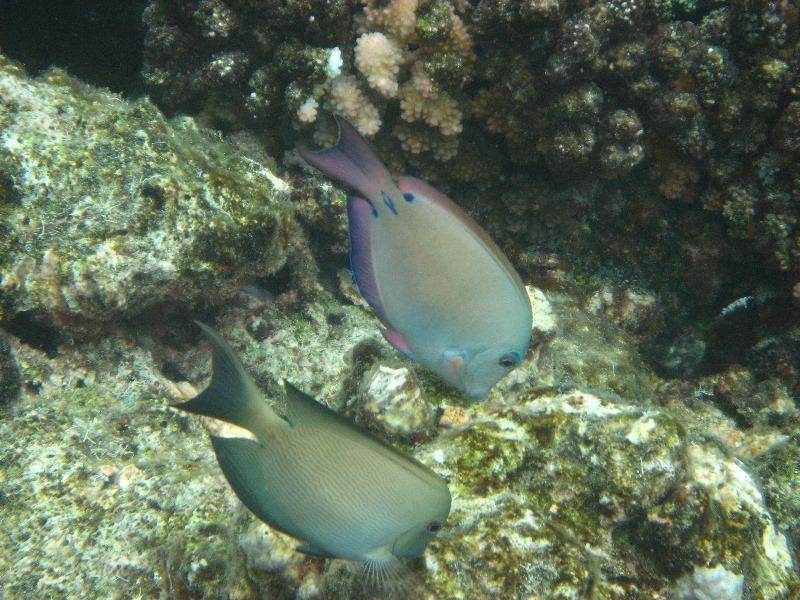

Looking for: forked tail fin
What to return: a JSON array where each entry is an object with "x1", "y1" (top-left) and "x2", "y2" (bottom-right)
[
  {"x1": 173, "y1": 322, "x2": 263, "y2": 430},
  {"x1": 297, "y1": 116, "x2": 397, "y2": 208}
]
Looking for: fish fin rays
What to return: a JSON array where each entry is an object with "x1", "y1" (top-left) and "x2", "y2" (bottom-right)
[
  {"x1": 348, "y1": 195, "x2": 389, "y2": 320},
  {"x1": 174, "y1": 322, "x2": 266, "y2": 430}
]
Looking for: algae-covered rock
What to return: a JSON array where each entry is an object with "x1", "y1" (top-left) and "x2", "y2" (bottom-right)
[
  {"x1": 755, "y1": 442, "x2": 800, "y2": 555},
  {"x1": 0, "y1": 54, "x2": 299, "y2": 329},
  {"x1": 0, "y1": 332, "x2": 21, "y2": 405},
  {"x1": 3, "y1": 284, "x2": 797, "y2": 600}
]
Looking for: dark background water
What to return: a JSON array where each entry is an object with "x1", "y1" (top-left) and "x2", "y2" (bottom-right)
[{"x1": 0, "y1": 0, "x2": 147, "y2": 94}]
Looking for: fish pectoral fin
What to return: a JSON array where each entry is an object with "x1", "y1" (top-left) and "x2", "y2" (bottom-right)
[
  {"x1": 295, "y1": 544, "x2": 338, "y2": 559},
  {"x1": 210, "y1": 435, "x2": 281, "y2": 530},
  {"x1": 442, "y1": 347, "x2": 467, "y2": 371}
]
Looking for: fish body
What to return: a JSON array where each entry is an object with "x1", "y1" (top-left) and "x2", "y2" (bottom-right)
[
  {"x1": 299, "y1": 118, "x2": 532, "y2": 397},
  {"x1": 176, "y1": 323, "x2": 450, "y2": 564}
]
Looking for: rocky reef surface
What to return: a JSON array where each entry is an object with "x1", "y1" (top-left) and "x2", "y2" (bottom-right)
[
  {"x1": 0, "y1": 5, "x2": 800, "y2": 597},
  {"x1": 0, "y1": 54, "x2": 301, "y2": 334}
]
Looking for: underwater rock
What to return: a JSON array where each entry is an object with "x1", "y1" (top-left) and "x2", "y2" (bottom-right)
[
  {"x1": 0, "y1": 332, "x2": 21, "y2": 406},
  {"x1": 674, "y1": 564, "x2": 744, "y2": 600},
  {"x1": 540, "y1": 292, "x2": 657, "y2": 403},
  {"x1": 1, "y1": 287, "x2": 798, "y2": 599},
  {"x1": 755, "y1": 442, "x2": 800, "y2": 556},
  {"x1": 356, "y1": 363, "x2": 437, "y2": 440},
  {"x1": 0, "y1": 54, "x2": 299, "y2": 330},
  {"x1": 528, "y1": 286, "x2": 558, "y2": 344}
]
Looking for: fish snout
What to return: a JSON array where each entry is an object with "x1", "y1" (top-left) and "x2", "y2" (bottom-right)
[{"x1": 462, "y1": 347, "x2": 525, "y2": 398}]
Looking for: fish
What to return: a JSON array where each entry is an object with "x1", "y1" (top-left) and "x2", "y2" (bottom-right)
[
  {"x1": 298, "y1": 117, "x2": 533, "y2": 398},
  {"x1": 175, "y1": 323, "x2": 451, "y2": 567}
]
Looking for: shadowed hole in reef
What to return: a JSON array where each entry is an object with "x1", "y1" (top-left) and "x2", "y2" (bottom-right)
[
  {"x1": 249, "y1": 266, "x2": 293, "y2": 298},
  {"x1": 160, "y1": 360, "x2": 190, "y2": 383},
  {"x1": 644, "y1": 287, "x2": 800, "y2": 380},
  {"x1": 3, "y1": 311, "x2": 62, "y2": 357}
]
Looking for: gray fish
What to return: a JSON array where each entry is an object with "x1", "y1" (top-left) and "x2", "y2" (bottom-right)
[{"x1": 175, "y1": 323, "x2": 451, "y2": 566}]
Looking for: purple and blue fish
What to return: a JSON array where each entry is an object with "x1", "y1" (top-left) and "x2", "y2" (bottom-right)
[{"x1": 299, "y1": 117, "x2": 532, "y2": 398}]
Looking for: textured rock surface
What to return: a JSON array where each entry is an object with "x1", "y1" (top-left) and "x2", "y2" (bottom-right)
[
  {"x1": 0, "y1": 55, "x2": 300, "y2": 330},
  {"x1": 1, "y1": 285, "x2": 797, "y2": 599},
  {"x1": 355, "y1": 364, "x2": 436, "y2": 440}
]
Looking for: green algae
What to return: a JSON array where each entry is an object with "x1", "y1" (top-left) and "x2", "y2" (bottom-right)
[{"x1": 0, "y1": 56, "x2": 299, "y2": 328}]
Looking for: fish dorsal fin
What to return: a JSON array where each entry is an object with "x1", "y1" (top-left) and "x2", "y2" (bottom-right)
[
  {"x1": 281, "y1": 380, "x2": 406, "y2": 451},
  {"x1": 282, "y1": 379, "x2": 354, "y2": 429}
]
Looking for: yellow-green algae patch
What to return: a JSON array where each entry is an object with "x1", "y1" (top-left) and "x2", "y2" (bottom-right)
[{"x1": 0, "y1": 53, "x2": 299, "y2": 328}]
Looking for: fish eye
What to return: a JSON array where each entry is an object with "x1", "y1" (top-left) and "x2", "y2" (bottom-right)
[
  {"x1": 403, "y1": 192, "x2": 415, "y2": 203},
  {"x1": 498, "y1": 352, "x2": 520, "y2": 368},
  {"x1": 426, "y1": 521, "x2": 443, "y2": 533}
]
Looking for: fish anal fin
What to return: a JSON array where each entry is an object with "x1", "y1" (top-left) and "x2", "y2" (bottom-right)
[
  {"x1": 210, "y1": 435, "x2": 283, "y2": 531},
  {"x1": 347, "y1": 195, "x2": 387, "y2": 319},
  {"x1": 379, "y1": 326, "x2": 414, "y2": 359},
  {"x1": 296, "y1": 544, "x2": 337, "y2": 559}
]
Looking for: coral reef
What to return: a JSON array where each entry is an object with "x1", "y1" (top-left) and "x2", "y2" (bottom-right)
[
  {"x1": 1, "y1": 3, "x2": 799, "y2": 600},
  {"x1": 0, "y1": 55, "x2": 301, "y2": 332},
  {"x1": 1, "y1": 285, "x2": 798, "y2": 599},
  {"x1": 138, "y1": 0, "x2": 800, "y2": 379}
]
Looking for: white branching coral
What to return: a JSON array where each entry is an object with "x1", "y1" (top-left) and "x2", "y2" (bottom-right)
[
  {"x1": 296, "y1": 97, "x2": 318, "y2": 123},
  {"x1": 399, "y1": 76, "x2": 463, "y2": 136},
  {"x1": 327, "y1": 75, "x2": 381, "y2": 136},
  {"x1": 303, "y1": 0, "x2": 475, "y2": 161},
  {"x1": 355, "y1": 32, "x2": 404, "y2": 98},
  {"x1": 360, "y1": 0, "x2": 419, "y2": 41}
]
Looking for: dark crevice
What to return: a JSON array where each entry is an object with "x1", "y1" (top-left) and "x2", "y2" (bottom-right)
[{"x1": 3, "y1": 311, "x2": 62, "y2": 357}]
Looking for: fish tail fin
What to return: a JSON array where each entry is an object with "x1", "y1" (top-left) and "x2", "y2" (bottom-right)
[
  {"x1": 297, "y1": 116, "x2": 396, "y2": 207},
  {"x1": 174, "y1": 322, "x2": 264, "y2": 430}
]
